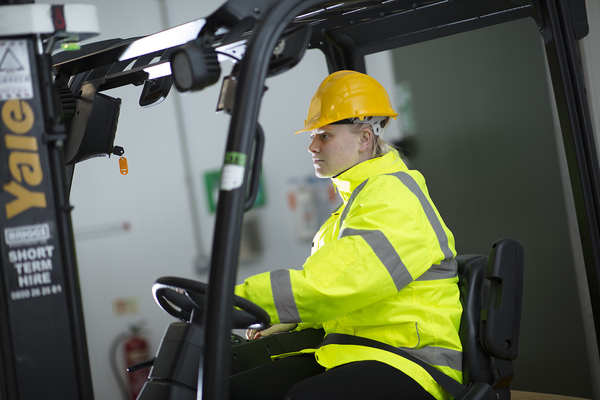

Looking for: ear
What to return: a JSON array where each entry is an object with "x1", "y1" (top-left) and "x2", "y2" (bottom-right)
[{"x1": 357, "y1": 128, "x2": 373, "y2": 153}]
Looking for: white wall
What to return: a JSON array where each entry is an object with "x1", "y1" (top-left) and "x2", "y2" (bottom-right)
[{"x1": 39, "y1": 1, "x2": 397, "y2": 399}]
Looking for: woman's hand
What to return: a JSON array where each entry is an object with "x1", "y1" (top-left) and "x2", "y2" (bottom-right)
[{"x1": 245, "y1": 323, "x2": 298, "y2": 340}]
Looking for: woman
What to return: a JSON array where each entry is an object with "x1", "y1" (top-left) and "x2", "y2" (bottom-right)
[{"x1": 232, "y1": 70, "x2": 462, "y2": 400}]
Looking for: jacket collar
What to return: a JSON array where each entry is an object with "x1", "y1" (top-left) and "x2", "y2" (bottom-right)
[{"x1": 331, "y1": 150, "x2": 408, "y2": 203}]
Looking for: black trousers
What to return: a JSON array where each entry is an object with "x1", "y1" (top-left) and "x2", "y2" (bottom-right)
[{"x1": 229, "y1": 354, "x2": 436, "y2": 400}]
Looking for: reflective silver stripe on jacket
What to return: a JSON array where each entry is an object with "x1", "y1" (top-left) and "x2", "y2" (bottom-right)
[
  {"x1": 392, "y1": 172, "x2": 454, "y2": 260},
  {"x1": 270, "y1": 269, "x2": 300, "y2": 323},
  {"x1": 391, "y1": 172, "x2": 457, "y2": 281},
  {"x1": 338, "y1": 179, "x2": 413, "y2": 289},
  {"x1": 338, "y1": 179, "x2": 368, "y2": 228},
  {"x1": 399, "y1": 345, "x2": 463, "y2": 371},
  {"x1": 416, "y1": 258, "x2": 458, "y2": 281},
  {"x1": 340, "y1": 228, "x2": 413, "y2": 291},
  {"x1": 337, "y1": 173, "x2": 457, "y2": 282}
]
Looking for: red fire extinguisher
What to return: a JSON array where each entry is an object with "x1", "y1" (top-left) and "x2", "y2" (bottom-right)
[{"x1": 124, "y1": 325, "x2": 149, "y2": 400}]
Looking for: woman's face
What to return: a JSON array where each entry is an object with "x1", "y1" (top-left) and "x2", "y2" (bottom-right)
[{"x1": 308, "y1": 124, "x2": 370, "y2": 178}]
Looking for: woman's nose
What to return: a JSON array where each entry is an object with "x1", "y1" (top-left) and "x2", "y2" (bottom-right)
[{"x1": 308, "y1": 138, "x2": 318, "y2": 153}]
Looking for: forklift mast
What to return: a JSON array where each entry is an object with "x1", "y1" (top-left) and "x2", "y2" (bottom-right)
[
  {"x1": 0, "y1": 1, "x2": 598, "y2": 399},
  {"x1": 0, "y1": 2, "x2": 99, "y2": 399}
]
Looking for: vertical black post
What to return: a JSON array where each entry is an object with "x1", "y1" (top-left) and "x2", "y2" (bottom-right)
[
  {"x1": 539, "y1": 0, "x2": 600, "y2": 360},
  {"x1": 200, "y1": 1, "x2": 336, "y2": 399},
  {"x1": 0, "y1": 4, "x2": 94, "y2": 399}
]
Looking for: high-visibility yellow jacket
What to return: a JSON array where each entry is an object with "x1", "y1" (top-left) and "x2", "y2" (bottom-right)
[{"x1": 235, "y1": 150, "x2": 462, "y2": 399}]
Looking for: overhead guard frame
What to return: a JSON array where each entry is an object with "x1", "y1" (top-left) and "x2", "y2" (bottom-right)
[{"x1": 206, "y1": 1, "x2": 600, "y2": 399}]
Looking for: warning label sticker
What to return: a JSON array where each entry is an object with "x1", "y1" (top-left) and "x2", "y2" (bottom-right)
[
  {"x1": 5, "y1": 224, "x2": 51, "y2": 247},
  {"x1": 0, "y1": 40, "x2": 33, "y2": 100},
  {"x1": 3, "y1": 223, "x2": 63, "y2": 302}
]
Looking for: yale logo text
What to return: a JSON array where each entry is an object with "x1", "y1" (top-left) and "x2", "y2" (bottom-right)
[{"x1": 2, "y1": 100, "x2": 47, "y2": 219}]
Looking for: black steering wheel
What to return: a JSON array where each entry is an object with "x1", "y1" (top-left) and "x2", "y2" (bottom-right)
[{"x1": 152, "y1": 276, "x2": 270, "y2": 329}]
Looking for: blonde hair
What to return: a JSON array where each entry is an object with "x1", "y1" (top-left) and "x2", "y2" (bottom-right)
[{"x1": 349, "y1": 123, "x2": 394, "y2": 158}]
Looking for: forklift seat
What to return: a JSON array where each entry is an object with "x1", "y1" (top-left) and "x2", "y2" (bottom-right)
[{"x1": 456, "y1": 238, "x2": 524, "y2": 399}]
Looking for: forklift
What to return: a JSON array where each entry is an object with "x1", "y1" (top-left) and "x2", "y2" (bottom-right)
[{"x1": 0, "y1": 0, "x2": 598, "y2": 399}]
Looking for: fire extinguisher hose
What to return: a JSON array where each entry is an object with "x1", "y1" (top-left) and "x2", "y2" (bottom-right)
[{"x1": 109, "y1": 331, "x2": 131, "y2": 400}]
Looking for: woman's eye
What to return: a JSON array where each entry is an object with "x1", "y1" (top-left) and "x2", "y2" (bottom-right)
[{"x1": 310, "y1": 133, "x2": 329, "y2": 141}]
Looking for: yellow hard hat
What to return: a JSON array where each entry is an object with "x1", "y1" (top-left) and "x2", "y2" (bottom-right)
[{"x1": 295, "y1": 70, "x2": 398, "y2": 134}]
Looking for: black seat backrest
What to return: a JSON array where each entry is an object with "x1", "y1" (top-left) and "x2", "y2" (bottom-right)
[{"x1": 456, "y1": 238, "x2": 524, "y2": 400}]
